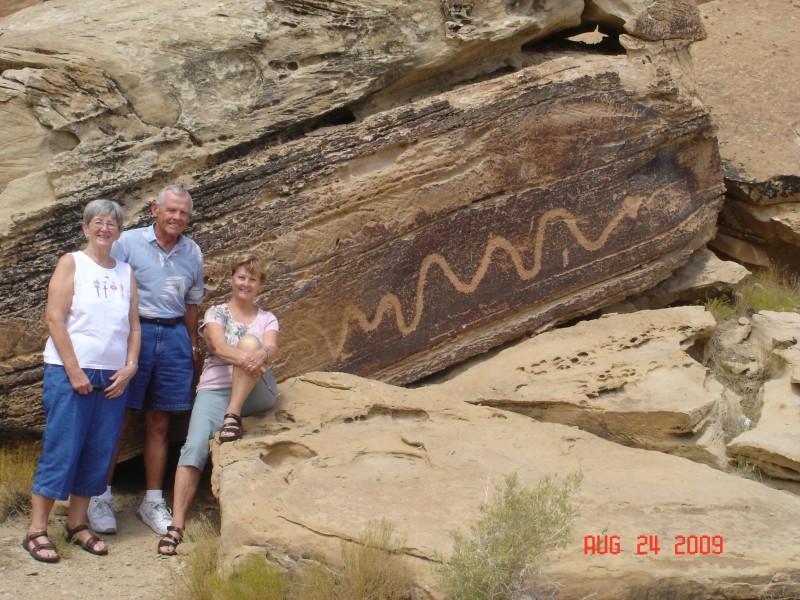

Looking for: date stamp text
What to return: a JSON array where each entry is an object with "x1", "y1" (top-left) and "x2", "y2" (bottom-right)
[{"x1": 583, "y1": 534, "x2": 724, "y2": 556}]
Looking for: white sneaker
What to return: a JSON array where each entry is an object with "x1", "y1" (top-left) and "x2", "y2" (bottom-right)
[
  {"x1": 88, "y1": 495, "x2": 117, "y2": 534},
  {"x1": 136, "y1": 498, "x2": 172, "y2": 535}
]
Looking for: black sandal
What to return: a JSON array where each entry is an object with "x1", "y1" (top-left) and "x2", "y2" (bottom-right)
[
  {"x1": 157, "y1": 525, "x2": 183, "y2": 556},
  {"x1": 66, "y1": 523, "x2": 108, "y2": 556},
  {"x1": 22, "y1": 530, "x2": 60, "y2": 563},
  {"x1": 219, "y1": 413, "x2": 243, "y2": 443}
]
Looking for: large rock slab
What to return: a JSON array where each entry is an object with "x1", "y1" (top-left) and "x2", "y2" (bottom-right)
[
  {"x1": 728, "y1": 311, "x2": 800, "y2": 481},
  {"x1": 435, "y1": 306, "x2": 729, "y2": 468},
  {"x1": 606, "y1": 247, "x2": 751, "y2": 312},
  {"x1": 213, "y1": 371, "x2": 800, "y2": 599},
  {"x1": 0, "y1": 1, "x2": 723, "y2": 443},
  {"x1": 692, "y1": 0, "x2": 800, "y2": 267}
]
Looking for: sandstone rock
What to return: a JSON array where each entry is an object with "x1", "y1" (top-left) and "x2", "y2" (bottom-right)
[
  {"x1": 716, "y1": 316, "x2": 751, "y2": 348},
  {"x1": 433, "y1": 306, "x2": 729, "y2": 468},
  {"x1": 714, "y1": 197, "x2": 800, "y2": 270},
  {"x1": 747, "y1": 311, "x2": 800, "y2": 353},
  {"x1": 0, "y1": 0, "x2": 39, "y2": 19},
  {"x1": 608, "y1": 247, "x2": 750, "y2": 311},
  {"x1": 213, "y1": 371, "x2": 800, "y2": 599},
  {"x1": 693, "y1": 0, "x2": 800, "y2": 266},
  {"x1": 586, "y1": 0, "x2": 706, "y2": 42},
  {"x1": 0, "y1": 1, "x2": 722, "y2": 443},
  {"x1": 710, "y1": 231, "x2": 771, "y2": 268},
  {"x1": 727, "y1": 361, "x2": 800, "y2": 482},
  {"x1": 725, "y1": 312, "x2": 800, "y2": 482}
]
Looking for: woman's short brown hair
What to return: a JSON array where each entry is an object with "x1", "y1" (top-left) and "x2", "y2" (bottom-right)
[{"x1": 230, "y1": 254, "x2": 268, "y2": 285}]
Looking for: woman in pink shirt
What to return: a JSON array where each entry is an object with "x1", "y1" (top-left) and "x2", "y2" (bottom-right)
[{"x1": 159, "y1": 254, "x2": 279, "y2": 556}]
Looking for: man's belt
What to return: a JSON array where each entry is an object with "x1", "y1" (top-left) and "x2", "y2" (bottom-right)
[{"x1": 140, "y1": 316, "x2": 182, "y2": 326}]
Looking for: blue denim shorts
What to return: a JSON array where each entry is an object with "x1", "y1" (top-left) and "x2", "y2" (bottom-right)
[
  {"x1": 32, "y1": 364, "x2": 127, "y2": 501},
  {"x1": 126, "y1": 321, "x2": 194, "y2": 411},
  {"x1": 178, "y1": 371, "x2": 278, "y2": 471}
]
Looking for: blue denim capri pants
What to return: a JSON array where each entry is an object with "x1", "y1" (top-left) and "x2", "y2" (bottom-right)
[
  {"x1": 178, "y1": 370, "x2": 278, "y2": 471},
  {"x1": 32, "y1": 364, "x2": 127, "y2": 501}
]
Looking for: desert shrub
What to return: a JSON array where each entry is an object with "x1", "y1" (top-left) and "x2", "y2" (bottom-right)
[
  {"x1": 436, "y1": 472, "x2": 582, "y2": 600},
  {"x1": 0, "y1": 442, "x2": 40, "y2": 520}
]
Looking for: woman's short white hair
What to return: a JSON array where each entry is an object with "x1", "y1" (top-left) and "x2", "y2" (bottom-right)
[{"x1": 83, "y1": 199, "x2": 123, "y2": 228}]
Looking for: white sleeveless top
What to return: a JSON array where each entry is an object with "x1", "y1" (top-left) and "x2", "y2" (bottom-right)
[{"x1": 43, "y1": 251, "x2": 133, "y2": 370}]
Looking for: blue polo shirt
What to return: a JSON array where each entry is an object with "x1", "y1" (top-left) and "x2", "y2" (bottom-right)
[{"x1": 111, "y1": 225, "x2": 204, "y2": 319}]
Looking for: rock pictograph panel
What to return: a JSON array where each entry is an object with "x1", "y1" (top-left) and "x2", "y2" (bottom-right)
[{"x1": 0, "y1": 1, "x2": 723, "y2": 445}]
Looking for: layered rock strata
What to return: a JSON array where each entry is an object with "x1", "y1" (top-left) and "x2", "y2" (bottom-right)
[{"x1": 0, "y1": 1, "x2": 723, "y2": 442}]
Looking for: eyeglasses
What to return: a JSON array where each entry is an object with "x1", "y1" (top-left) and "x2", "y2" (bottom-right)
[{"x1": 91, "y1": 219, "x2": 119, "y2": 230}]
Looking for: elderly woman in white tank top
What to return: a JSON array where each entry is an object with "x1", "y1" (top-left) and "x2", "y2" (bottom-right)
[{"x1": 23, "y1": 199, "x2": 141, "y2": 563}]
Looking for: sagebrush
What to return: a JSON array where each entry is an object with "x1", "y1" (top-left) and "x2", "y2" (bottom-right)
[{"x1": 436, "y1": 472, "x2": 582, "y2": 600}]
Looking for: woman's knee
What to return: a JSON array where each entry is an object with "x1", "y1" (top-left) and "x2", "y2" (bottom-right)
[
  {"x1": 237, "y1": 334, "x2": 262, "y2": 352},
  {"x1": 178, "y1": 438, "x2": 210, "y2": 471}
]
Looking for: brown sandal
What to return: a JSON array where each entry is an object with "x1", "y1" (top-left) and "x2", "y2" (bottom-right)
[
  {"x1": 219, "y1": 413, "x2": 243, "y2": 443},
  {"x1": 22, "y1": 530, "x2": 60, "y2": 563},
  {"x1": 66, "y1": 523, "x2": 108, "y2": 556},
  {"x1": 157, "y1": 525, "x2": 183, "y2": 556}
]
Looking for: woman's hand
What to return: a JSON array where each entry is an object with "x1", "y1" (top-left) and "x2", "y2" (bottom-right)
[
  {"x1": 105, "y1": 362, "x2": 138, "y2": 399},
  {"x1": 239, "y1": 349, "x2": 266, "y2": 378},
  {"x1": 66, "y1": 366, "x2": 92, "y2": 395}
]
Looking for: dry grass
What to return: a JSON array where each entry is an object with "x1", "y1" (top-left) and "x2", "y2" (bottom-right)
[
  {"x1": 164, "y1": 515, "x2": 283, "y2": 600},
  {"x1": 168, "y1": 517, "x2": 414, "y2": 600},
  {"x1": 0, "y1": 442, "x2": 40, "y2": 521},
  {"x1": 292, "y1": 519, "x2": 413, "y2": 600},
  {"x1": 730, "y1": 456, "x2": 765, "y2": 482},
  {"x1": 733, "y1": 262, "x2": 800, "y2": 315},
  {"x1": 704, "y1": 260, "x2": 800, "y2": 321}
]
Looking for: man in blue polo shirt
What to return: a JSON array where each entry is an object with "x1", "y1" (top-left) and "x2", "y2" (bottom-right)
[{"x1": 88, "y1": 184, "x2": 204, "y2": 536}]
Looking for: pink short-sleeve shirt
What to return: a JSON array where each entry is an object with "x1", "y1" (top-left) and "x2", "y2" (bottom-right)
[{"x1": 196, "y1": 303, "x2": 279, "y2": 390}]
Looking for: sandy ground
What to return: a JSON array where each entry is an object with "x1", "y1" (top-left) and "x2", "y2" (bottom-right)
[{"x1": 0, "y1": 458, "x2": 219, "y2": 599}]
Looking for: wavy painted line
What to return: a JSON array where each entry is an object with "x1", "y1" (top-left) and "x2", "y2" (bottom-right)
[{"x1": 309, "y1": 195, "x2": 645, "y2": 360}]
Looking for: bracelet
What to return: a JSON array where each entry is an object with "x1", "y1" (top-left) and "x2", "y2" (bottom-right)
[
  {"x1": 127, "y1": 360, "x2": 138, "y2": 367},
  {"x1": 192, "y1": 346, "x2": 202, "y2": 353}
]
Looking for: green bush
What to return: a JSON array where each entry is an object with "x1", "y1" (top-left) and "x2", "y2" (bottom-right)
[{"x1": 436, "y1": 472, "x2": 582, "y2": 600}]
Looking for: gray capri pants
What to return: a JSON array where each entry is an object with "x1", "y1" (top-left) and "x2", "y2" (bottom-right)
[{"x1": 178, "y1": 370, "x2": 278, "y2": 470}]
